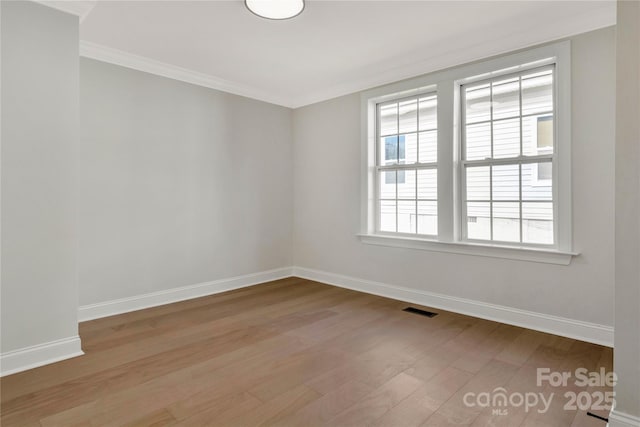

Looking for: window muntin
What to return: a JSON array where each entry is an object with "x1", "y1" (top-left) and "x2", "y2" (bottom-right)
[
  {"x1": 461, "y1": 66, "x2": 555, "y2": 246},
  {"x1": 376, "y1": 93, "x2": 438, "y2": 236}
]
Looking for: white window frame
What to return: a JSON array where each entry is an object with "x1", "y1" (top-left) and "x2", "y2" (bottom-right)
[{"x1": 359, "y1": 41, "x2": 576, "y2": 265}]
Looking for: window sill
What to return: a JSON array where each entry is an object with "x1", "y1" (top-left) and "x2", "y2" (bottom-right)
[{"x1": 357, "y1": 234, "x2": 578, "y2": 265}]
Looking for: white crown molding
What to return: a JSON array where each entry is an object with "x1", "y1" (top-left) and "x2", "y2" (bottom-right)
[
  {"x1": 0, "y1": 336, "x2": 84, "y2": 377},
  {"x1": 609, "y1": 409, "x2": 640, "y2": 427},
  {"x1": 291, "y1": 266, "x2": 614, "y2": 347},
  {"x1": 287, "y1": 4, "x2": 616, "y2": 108},
  {"x1": 77, "y1": 2, "x2": 614, "y2": 110},
  {"x1": 78, "y1": 267, "x2": 294, "y2": 321},
  {"x1": 79, "y1": 41, "x2": 295, "y2": 108},
  {"x1": 33, "y1": 1, "x2": 97, "y2": 22}
]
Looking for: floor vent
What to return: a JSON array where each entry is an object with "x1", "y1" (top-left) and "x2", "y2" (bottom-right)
[{"x1": 403, "y1": 307, "x2": 438, "y2": 318}]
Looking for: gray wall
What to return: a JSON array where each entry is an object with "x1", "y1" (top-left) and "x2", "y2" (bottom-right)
[
  {"x1": 78, "y1": 59, "x2": 293, "y2": 305},
  {"x1": 293, "y1": 27, "x2": 616, "y2": 328},
  {"x1": 1, "y1": 1, "x2": 80, "y2": 352},
  {"x1": 614, "y1": 0, "x2": 640, "y2": 421}
]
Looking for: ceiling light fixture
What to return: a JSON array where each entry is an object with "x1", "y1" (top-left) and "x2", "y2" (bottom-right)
[{"x1": 245, "y1": 0, "x2": 305, "y2": 20}]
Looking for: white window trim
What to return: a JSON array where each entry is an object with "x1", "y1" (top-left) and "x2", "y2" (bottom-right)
[{"x1": 360, "y1": 41, "x2": 576, "y2": 265}]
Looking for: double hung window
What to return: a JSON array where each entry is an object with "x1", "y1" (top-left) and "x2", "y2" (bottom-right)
[{"x1": 361, "y1": 42, "x2": 574, "y2": 264}]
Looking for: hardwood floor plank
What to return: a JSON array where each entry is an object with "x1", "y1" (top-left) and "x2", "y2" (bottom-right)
[
  {"x1": 373, "y1": 367, "x2": 474, "y2": 427},
  {"x1": 421, "y1": 359, "x2": 521, "y2": 426},
  {"x1": 224, "y1": 384, "x2": 322, "y2": 427},
  {"x1": 469, "y1": 357, "x2": 549, "y2": 426},
  {"x1": 170, "y1": 391, "x2": 262, "y2": 426},
  {"x1": 122, "y1": 408, "x2": 178, "y2": 427},
  {"x1": 451, "y1": 323, "x2": 524, "y2": 374},
  {"x1": 168, "y1": 390, "x2": 262, "y2": 424},
  {"x1": 247, "y1": 349, "x2": 350, "y2": 402},
  {"x1": 262, "y1": 380, "x2": 373, "y2": 426},
  {"x1": 328, "y1": 372, "x2": 424, "y2": 425}
]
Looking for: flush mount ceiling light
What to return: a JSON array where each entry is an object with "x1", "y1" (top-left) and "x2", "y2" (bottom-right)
[{"x1": 245, "y1": 0, "x2": 305, "y2": 20}]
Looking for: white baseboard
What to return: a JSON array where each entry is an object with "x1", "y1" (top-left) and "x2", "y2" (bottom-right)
[
  {"x1": 77, "y1": 264, "x2": 613, "y2": 346},
  {"x1": 609, "y1": 409, "x2": 640, "y2": 427},
  {"x1": 0, "y1": 336, "x2": 84, "y2": 377},
  {"x1": 78, "y1": 267, "x2": 294, "y2": 322},
  {"x1": 291, "y1": 266, "x2": 614, "y2": 347}
]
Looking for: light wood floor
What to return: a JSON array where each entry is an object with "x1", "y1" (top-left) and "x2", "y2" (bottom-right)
[{"x1": 1, "y1": 277, "x2": 613, "y2": 426}]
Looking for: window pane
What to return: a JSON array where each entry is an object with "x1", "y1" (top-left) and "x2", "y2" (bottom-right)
[
  {"x1": 419, "y1": 95, "x2": 437, "y2": 130},
  {"x1": 381, "y1": 136, "x2": 399, "y2": 163},
  {"x1": 492, "y1": 77, "x2": 520, "y2": 120},
  {"x1": 522, "y1": 70, "x2": 553, "y2": 116},
  {"x1": 493, "y1": 118, "x2": 520, "y2": 159},
  {"x1": 398, "y1": 169, "x2": 416, "y2": 199},
  {"x1": 379, "y1": 103, "x2": 398, "y2": 136},
  {"x1": 398, "y1": 201, "x2": 416, "y2": 233},
  {"x1": 536, "y1": 116, "x2": 553, "y2": 149},
  {"x1": 403, "y1": 133, "x2": 417, "y2": 164},
  {"x1": 379, "y1": 171, "x2": 396, "y2": 199},
  {"x1": 493, "y1": 202, "x2": 520, "y2": 242},
  {"x1": 418, "y1": 131, "x2": 437, "y2": 163},
  {"x1": 522, "y1": 202, "x2": 553, "y2": 244},
  {"x1": 523, "y1": 115, "x2": 554, "y2": 156},
  {"x1": 465, "y1": 122, "x2": 491, "y2": 160},
  {"x1": 466, "y1": 166, "x2": 490, "y2": 201},
  {"x1": 417, "y1": 201, "x2": 437, "y2": 235},
  {"x1": 380, "y1": 200, "x2": 396, "y2": 232},
  {"x1": 492, "y1": 164, "x2": 520, "y2": 201},
  {"x1": 399, "y1": 99, "x2": 417, "y2": 134},
  {"x1": 467, "y1": 202, "x2": 490, "y2": 240},
  {"x1": 417, "y1": 169, "x2": 437, "y2": 200},
  {"x1": 522, "y1": 115, "x2": 553, "y2": 156},
  {"x1": 521, "y1": 162, "x2": 552, "y2": 200},
  {"x1": 465, "y1": 83, "x2": 491, "y2": 124},
  {"x1": 538, "y1": 162, "x2": 552, "y2": 180}
]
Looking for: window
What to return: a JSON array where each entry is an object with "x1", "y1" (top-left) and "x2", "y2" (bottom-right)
[
  {"x1": 461, "y1": 66, "x2": 555, "y2": 245},
  {"x1": 376, "y1": 94, "x2": 437, "y2": 235},
  {"x1": 361, "y1": 41, "x2": 573, "y2": 264}
]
